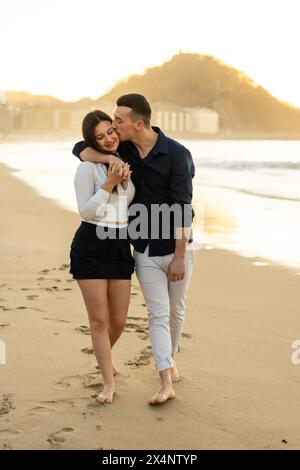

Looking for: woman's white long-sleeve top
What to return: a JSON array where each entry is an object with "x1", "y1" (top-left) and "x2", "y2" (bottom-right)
[{"x1": 74, "y1": 162, "x2": 135, "y2": 228}]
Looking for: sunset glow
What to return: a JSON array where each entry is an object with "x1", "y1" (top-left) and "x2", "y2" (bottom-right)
[{"x1": 1, "y1": 0, "x2": 300, "y2": 106}]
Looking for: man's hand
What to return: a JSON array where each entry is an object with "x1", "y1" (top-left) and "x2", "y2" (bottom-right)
[
  {"x1": 168, "y1": 227, "x2": 190, "y2": 281},
  {"x1": 167, "y1": 256, "x2": 185, "y2": 282},
  {"x1": 108, "y1": 154, "x2": 124, "y2": 167},
  {"x1": 80, "y1": 146, "x2": 123, "y2": 166}
]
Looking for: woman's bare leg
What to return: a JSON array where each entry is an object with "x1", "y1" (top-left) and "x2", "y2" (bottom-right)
[
  {"x1": 108, "y1": 279, "x2": 131, "y2": 348},
  {"x1": 77, "y1": 279, "x2": 115, "y2": 404}
]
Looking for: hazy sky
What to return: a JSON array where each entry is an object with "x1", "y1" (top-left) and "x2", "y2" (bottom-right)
[{"x1": 1, "y1": 0, "x2": 300, "y2": 106}]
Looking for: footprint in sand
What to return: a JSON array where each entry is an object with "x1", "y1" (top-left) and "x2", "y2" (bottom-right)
[
  {"x1": 26, "y1": 295, "x2": 39, "y2": 300},
  {"x1": 30, "y1": 405, "x2": 56, "y2": 415},
  {"x1": 75, "y1": 325, "x2": 91, "y2": 335},
  {"x1": 54, "y1": 376, "x2": 80, "y2": 390},
  {"x1": 39, "y1": 269, "x2": 50, "y2": 274},
  {"x1": 54, "y1": 372, "x2": 102, "y2": 391},
  {"x1": 81, "y1": 347, "x2": 94, "y2": 355},
  {"x1": 0, "y1": 323, "x2": 10, "y2": 329},
  {"x1": 16, "y1": 306, "x2": 44, "y2": 312},
  {"x1": 30, "y1": 398, "x2": 83, "y2": 415},
  {"x1": 1, "y1": 441, "x2": 12, "y2": 450},
  {"x1": 81, "y1": 373, "x2": 103, "y2": 391},
  {"x1": 43, "y1": 317, "x2": 70, "y2": 323},
  {"x1": 124, "y1": 317, "x2": 149, "y2": 339},
  {"x1": 0, "y1": 429, "x2": 20, "y2": 436},
  {"x1": 39, "y1": 287, "x2": 60, "y2": 292},
  {"x1": 0, "y1": 394, "x2": 15, "y2": 416},
  {"x1": 39, "y1": 278, "x2": 62, "y2": 283},
  {"x1": 59, "y1": 264, "x2": 70, "y2": 271},
  {"x1": 126, "y1": 346, "x2": 152, "y2": 368},
  {"x1": 47, "y1": 427, "x2": 74, "y2": 448},
  {"x1": 182, "y1": 333, "x2": 193, "y2": 339}
]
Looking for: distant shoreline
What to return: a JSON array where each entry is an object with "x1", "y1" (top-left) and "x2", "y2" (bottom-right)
[
  {"x1": 1, "y1": 130, "x2": 300, "y2": 144},
  {"x1": 168, "y1": 131, "x2": 300, "y2": 141}
]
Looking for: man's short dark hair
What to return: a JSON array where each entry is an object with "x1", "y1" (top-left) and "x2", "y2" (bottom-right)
[{"x1": 116, "y1": 93, "x2": 151, "y2": 128}]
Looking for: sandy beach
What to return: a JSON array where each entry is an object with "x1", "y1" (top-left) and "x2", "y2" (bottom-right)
[{"x1": 1, "y1": 161, "x2": 300, "y2": 450}]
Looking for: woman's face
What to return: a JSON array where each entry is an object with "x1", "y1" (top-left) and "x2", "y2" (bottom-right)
[{"x1": 94, "y1": 120, "x2": 119, "y2": 152}]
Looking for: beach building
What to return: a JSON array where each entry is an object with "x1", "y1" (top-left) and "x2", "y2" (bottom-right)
[
  {"x1": 0, "y1": 100, "x2": 219, "y2": 136},
  {"x1": 152, "y1": 102, "x2": 219, "y2": 135}
]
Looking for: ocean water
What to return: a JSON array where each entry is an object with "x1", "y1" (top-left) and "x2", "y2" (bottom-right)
[{"x1": 1, "y1": 139, "x2": 300, "y2": 270}]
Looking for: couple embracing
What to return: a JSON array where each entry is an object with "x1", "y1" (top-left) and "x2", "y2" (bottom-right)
[{"x1": 70, "y1": 94, "x2": 195, "y2": 405}]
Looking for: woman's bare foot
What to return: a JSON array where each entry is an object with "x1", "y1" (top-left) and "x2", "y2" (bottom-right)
[
  {"x1": 96, "y1": 383, "x2": 115, "y2": 404},
  {"x1": 149, "y1": 385, "x2": 175, "y2": 405},
  {"x1": 96, "y1": 365, "x2": 118, "y2": 376},
  {"x1": 171, "y1": 362, "x2": 183, "y2": 383}
]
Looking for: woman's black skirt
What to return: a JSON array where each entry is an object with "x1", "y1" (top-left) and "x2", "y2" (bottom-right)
[{"x1": 69, "y1": 222, "x2": 134, "y2": 280}]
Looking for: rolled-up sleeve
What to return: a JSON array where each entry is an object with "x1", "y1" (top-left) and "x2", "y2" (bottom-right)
[
  {"x1": 74, "y1": 163, "x2": 111, "y2": 220},
  {"x1": 169, "y1": 148, "x2": 195, "y2": 228},
  {"x1": 72, "y1": 141, "x2": 88, "y2": 161}
]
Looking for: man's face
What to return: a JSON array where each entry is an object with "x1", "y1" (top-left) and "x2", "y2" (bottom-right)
[{"x1": 112, "y1": 106, "x2": 137, "y2": 141}]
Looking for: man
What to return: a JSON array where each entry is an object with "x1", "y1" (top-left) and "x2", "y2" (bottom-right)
[{"x1": 73, "y1": 94, "x2": 195, "y2": 405}]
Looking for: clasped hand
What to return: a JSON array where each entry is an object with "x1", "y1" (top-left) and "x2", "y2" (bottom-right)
[{"x1": 107, "y1": 159, "x2": 132, "y2": 188}]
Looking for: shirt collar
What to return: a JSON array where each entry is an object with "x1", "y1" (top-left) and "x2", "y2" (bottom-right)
[
  {"x1": 150, "y1": 126, "x2": 169, "y2": 155},
  {"x1": 121, "y1": 126, "x2": 169, "y2": 156}
]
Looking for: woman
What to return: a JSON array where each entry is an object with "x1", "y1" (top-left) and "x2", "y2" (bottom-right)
[{"x1": 70, "y1": 110, "x2": 135, "y2": 404}]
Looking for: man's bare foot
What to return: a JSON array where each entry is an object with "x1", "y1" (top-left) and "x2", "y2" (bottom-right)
[
  {"x1": 171, "y1": 362, "x2": 183, "y2": 383},
  {"x1": 149, "y1": 386, "x2": 175, "y2": 405},
  {"x1": 96, "y1": 383, "x2": 115, "y2": 404}
]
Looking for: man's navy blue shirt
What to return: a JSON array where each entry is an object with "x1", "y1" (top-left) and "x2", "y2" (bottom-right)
[{"x1": 72, "y1": 127, "x2": 195, "y2": 256}]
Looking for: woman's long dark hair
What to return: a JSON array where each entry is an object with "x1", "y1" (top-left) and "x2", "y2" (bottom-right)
[
  {"x1": 82, "y1": 110, "x2": 119, "y2": 156},
  {"x1": 82, "y1": 110, "x2": 121, "y2": 191}
]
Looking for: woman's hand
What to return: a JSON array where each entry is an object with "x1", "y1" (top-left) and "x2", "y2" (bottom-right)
[
  {"x1": 101, "y1": 163, "x2": 125, "y2": 193},
  {"x1": 107, "y1": 163, "x2": 125, "y2": 185},
  {"x1": 120, "y1": 163, "x2": 132, "y2": 190}
]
